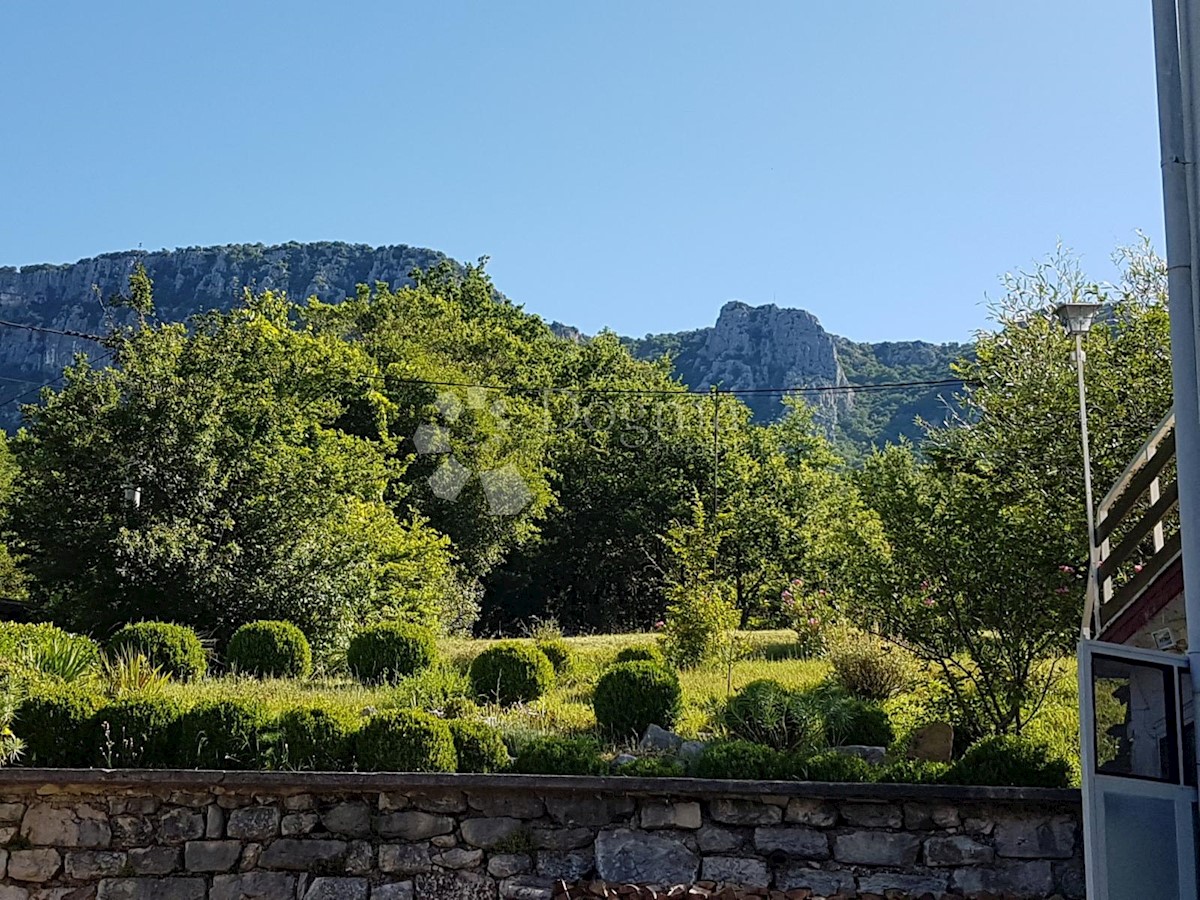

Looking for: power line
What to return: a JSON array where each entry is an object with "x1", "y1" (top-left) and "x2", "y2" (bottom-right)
[
  {"x1": 0, "y1": 318, "x2": 107, "y2": 343},
  {"x1": 0, "y1": 351, "x2": 114, "y2": 408}
]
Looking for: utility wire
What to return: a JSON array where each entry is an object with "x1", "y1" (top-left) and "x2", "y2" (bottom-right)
[
  {"x1": 0, "y1": 351, "x2": 114, "y2": 408},
  {"x1": 0, "y1": 318, "x2": 107, "y2": 343}
]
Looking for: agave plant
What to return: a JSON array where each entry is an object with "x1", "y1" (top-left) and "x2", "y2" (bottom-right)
[
  {"x1": 102, "y1": 648, "x2": 171, "y2": 699},
  {"x1": 21, "y1": 632, "x2": 100, "y2": 683}
]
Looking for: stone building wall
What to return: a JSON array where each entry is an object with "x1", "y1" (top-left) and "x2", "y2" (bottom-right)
[{"x1": 0, "y1": 770, "x2": 1083, "y2": 899}]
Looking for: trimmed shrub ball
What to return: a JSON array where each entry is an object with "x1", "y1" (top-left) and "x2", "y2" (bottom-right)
[
  {"x1": 13, "y1": 685, "x2": 102, "y2": 767},
  {"x1": 347, "y1": 622, "x2": 437, "y2": 685},
  {"x1": 944, "y1": 735, "x2": 1072, "y2": 788},
  {"x1": 90, "y1": 696, "x2": 186, "y2": 768},
  {"x1": 227, "y1": 620, "x2": 313, "y2": 679},
  {"x1": 535, "y1": 638, "x2": 572, "y2": 676},
  {"x1": 613, "y1": 645, "x2": 665, "y2": 666},
  {"x1": 107, "y1": 621, "x2": 207, "y2": 681},
  {"x1": 692, "y1": 740, "x2": 782, "y2": 780},
  {"x1": 512, "y1": 735, "x2": 607, "y2": 776},
  {"x1": 448, "y1": 719, "x2": 510, "y2": 773},
  {"x1": 178, "y1": 699, "x2": 270, "y2": 770},
  {"x1": 468, "y1": 641, "x2": 555, "y2": 706},
  {"x1": 593, "y1": 661, "x2": 682, "y2": 739},
  {"x1": 783, "y1": 750, "x2": 874, "y2": 783},
  {"x1": 276, "y1": 705, "x2": 357, "y2": 771},
  {"x1": 356, "y1": 709, "x2": 456, "y2": 772}
]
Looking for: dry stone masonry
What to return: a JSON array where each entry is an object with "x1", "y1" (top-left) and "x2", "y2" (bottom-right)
[{"x1": 0, "y1": 771, "x2": 1082, "y2": 899}]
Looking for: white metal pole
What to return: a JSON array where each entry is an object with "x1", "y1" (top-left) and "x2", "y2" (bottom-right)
[{"x1": 1076, "y1": 335, "x2": 1100, "y2": 638}]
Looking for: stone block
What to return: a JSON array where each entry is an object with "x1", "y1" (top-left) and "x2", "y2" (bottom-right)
[
  {"x1": 753, "y1": 826, "x2": 830, "y2": 860},
  {"x1": 184, "y1": 840, "x2": 241, "y2": 873},
  {"x1": 468, "y1": 793, "x2": 544, "y2": 820},
  {"x1": 376, "y1": 812, "x2": 455, "y2": 841},
  {"x1": 431, "y1": 835, "x2": 457, "y2": 848},
  {"x1": 414, "y1": 870, "x2": 494, "y2": 900},
  {"x1": 408, "y1": 792, "x2": 467, "y2": 814},
  {"x1": 908, "y1": 721, "x2": 954, "y2": 762},
  {"x1": 0, "y1": 803, "x2": 25, "y2": 825},
  {"x1": 239, "y1": 843, "x2": 261, "y2": 871},
  {"x1": 498, "y1": 876, "x2": 554, "y2": 900},
  {"x1": 460, "y1": 817, "x2": 526, "y2": 849},
  {"x1": 773, "y1": 866, "x2": 852, "y2": 895},
  {"x1": 322, "y1": 802, "x2": 372, "y2": 837},
  {"x1": 833, "y1": 830, "x2": 921, "y2": 866},
  {"x1": 529, "y1": 826, "x2": 591, "y2": 851},
  {"x1": 96, "y1": 879, "x2": 206, "y2": 900},
  {"x1": 952, "y1": 860, "x2": 1055, "y2": 895},
  {"x1": 1055, "y1": 858, "x2": 1087, "y2": 899},
  {"x1": 840, "y1": 801, "x2": 902, "y2": 828},
  {"x1": 488, "y1": 854, "x2": 531, "y2": 878},
  {"x1": 696, "y1": 825, "x2": 743, "y2": 853},
  {"x1": 903, "y1": 802, "x2": 961, "y2": 830},
  {"x1": 347, "y1": 840, "x2": 374, "y2": 874},
  {"x1": 639, "y1": 724, "x2": 683, "y2": 752},
  {"x1": 833, "y1": 744, "x2": 887, "y2": 766},
  {"x1": 21, "y1": 805, "x2": 110, "y2": 848},
  {"x1": 700, "y1": 855, "x2": 769, "y2": 886},
  {"x1": 284, "y1": 794, "x2": 315, "y2": 811},
  {"x1": 545, "y1": 794, "x2": 635, "y2": 827},
  {"x1": 260, "y1": 838, "x2": 348, "y2": 870},
  {"x1": 594, "y1": 828, "x2": 699, "y2": 884},
  {"x1": 112, "y1": 815, "x2": 153, "y2": 845},
  {"x1": 7, "y1": 850, "x2": 61, "y2": 883},
  {"x1": 210, "y1": 872, "x2": 297, "y2": 900},
  {"x1": 205, "y1": 804, "x2": 224, "y2": 839},
  {"x1": 433, "y1": 847, "x2": 484, "y2": 870},
  {"x1": 709, "y1": 798, "x2": 782, "y2": 826},
  {"x1": 281, "y1": 812, "x2": 320, "y2": 836},
  {"x1": 0, "y1": 887, "x2": 25, "y2": 900},
  {"x1": 783, "y1": 798, "x2": 838, "y2": 827},
  {"x1": 924, "y1": 834, "x2": 995, "y2": 866},
  {"x1": 640, "y1": 800, "x2": 702, "y2": 830},
  {"x1": 225, "y1": 806, "x2": 280, "y2": 841},
  {"x1": 304, "y1": 877, "x2": 369, "y2": 900},
  {"x1": 857, "y1": 872, "x2": 950, "y2": 895},
  {"x1": 372, "y1": 883, "x2": 414, "y2": 900},
  {"x1": 534, "y1": 850, "x2": 592, "y2": 880},
  {"x1": 64, "y1": 851, "x2": 127, "y2": 880},
  {"x1": 157, "y1": 809, "x2": 204, "y2": 844},
  {"x1": 994, "y1": 814, "x2": 1077, "y2": 859},
  {"x1": 379, "y1": 843, "x2": 432, "y2": 876},
  {"x1": 126, "y1": 847, "x2": 179, "y2": 876}
]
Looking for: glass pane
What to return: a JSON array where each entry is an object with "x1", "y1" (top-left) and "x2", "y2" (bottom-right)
[
  {"x1": 1182, "y1": 671, "x2": 1196, "y2": 788},
  {"x1": 1092, "y1": 655, "x2": 1178, "y2": 781},
  {"x1": 1103, "y1": 792, "x2": 1180, "y2": 899}
]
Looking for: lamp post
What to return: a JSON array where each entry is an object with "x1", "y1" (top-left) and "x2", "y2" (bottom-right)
[{"x1": 1054, "y1": 301, "x2": 1102, "y2": 637}]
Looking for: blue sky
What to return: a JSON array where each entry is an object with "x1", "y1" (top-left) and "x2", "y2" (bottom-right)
[{"x1": 1, "y1": 1, "x2": 1164, "y2": 344}]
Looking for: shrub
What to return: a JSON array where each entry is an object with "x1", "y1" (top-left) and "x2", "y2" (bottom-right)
[
  {"x1": 91, "y1": 696, "x2": 186, "y2": 768},
  {"x1": 722, "y1": 680, "x2": 825, "y2": 752},
  {"x1": 876, "y1": 759, "x2": 949, "y2": 784},
  {"x1": 277, "y1": 705, "x2": 356, "y2": 771},
  {"x1": 822, "y1": 697, "x2": 894, "y2": 748},
  {"x1": 1, "y1": 623, "x2": 102, "y2": 682},
  {"x1": 535, "y1": 638, "x2": 572, "y2": 677},
  {"x1": 944, "y1": 735, "x2": 1072, "y2": 788},
  {"x1": 348, "y1": 623, "x2": 437, "y2": 685},
  {"x1": 783, "y1": 750, "x2": 874, "y2": 783},
  {"x1": 101, "y1": 648, "x2": 172, "y2": 699},
  {"x1": 614, "y1": 645, "x2": 665, "y2": 666},
  {"x1": 13, "y1": 685, "x2": 101, "y2": 766},
  {"x1": 616, "y1": 755, "x2": 686, "y2": 777},
  {"x1": 227, "y1": 620, "x2": 312, "y2": 679},
  {"x1": 449, "y1": 719, "x2": 510, "y2": 773},
  {"x1": 392, "y1": 664, "x2": 472, "y2": 714},
  {"x1": 660, "y1": 585, "x2": 740, "y2": 669},
  {"x1": 692, "y1": 740, "x2": 782, "y2": 780},
  {"x1": 469, "y1": 642, "x2": 555, "y2": 706},
  {"x1": 593, "y1": 661, "x2": 682, "y2": 739},
  {"x1": 0, "y1": 682, "x2": 22, "y2": 766},
  {"x1": 178, "y1": 700, "x2": 271, "y2": 770},
  {"x1": 357, "y1": 709, "x2": 456, "y2": 772},
  {"x1": 108, "y1": 622, "x2": 206, "y2": 682},
  {"x1": 828, "y1": 630, "x2": 913, "y2": 701},
  {"x1": 512, "y1": 735, "x2": 607, "y2": 775}
]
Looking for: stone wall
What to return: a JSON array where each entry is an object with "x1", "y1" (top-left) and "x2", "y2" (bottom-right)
[{"x1": 0, "y1": 770, "x2": 1083, "y2": 899}]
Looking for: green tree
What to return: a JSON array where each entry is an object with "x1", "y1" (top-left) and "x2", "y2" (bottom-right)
[{"x1": 0, "y1": 433, "x2": 28, "y2": 602}]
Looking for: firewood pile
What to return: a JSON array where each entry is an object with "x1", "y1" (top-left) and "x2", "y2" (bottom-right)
[{"x1": 549, "y1": 880, "x2": 1045, "y2": 900}]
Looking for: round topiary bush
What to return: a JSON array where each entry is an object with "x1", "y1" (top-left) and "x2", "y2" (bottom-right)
[
  {"x1": 615, "y1": 756, "x2": 687, "y2": 777},
  {"x1": 468, "y1": 641, "x2": 555, "y2": 706},
  {"x1": 178, "y1": 699, "x2": 270, "y2": 770},
  {"x1": 512, "y1": 735, "x2": 607, "y2": 775},
  {"x1": 356, "y1": 709, "x2": 456, "y2": 772},
  {"x1": 226, "y1": 621, "x2": 313, "y2": 679},
  {"x1": 692, "y1": 740, "x2": 782, "y2": 780},
  {"x1": 448, "y1": 719, "x2": 510, "y2": 773},
  {"x1": 90, "y1": 696, "x2": 187, "y2": 768},
  {"x1": 535, "y1": 638, "x2": 572, "y2": 677},
  {"x1": 107, "y1": 621, "x2": 206, "y2": 681},
  {"x1": 614, "y1": 645, "x2": 665, "y2": 666},
  {"x1": 593, "y1": 661, "x2": 682, "y2": 739},
  {"x1": 783, "y1": 749, "x2": 874, "y2": 783},
  {"x1": 826, "y1": 698, "x2": 894, "y2": 748},
  {"x1": 347, "y1": 623, "x2": 437, "y2": 685},
  {"x1": 722, "y1": 679, "x2": 825, "y2": 752},
  {"x1": 944, "y1": 735, "x2": 1072, "y2": 788},
  {"x1": 276, "y1": 705, "x2": 356, "y2": 770},
  {"x1": 13, "y1": 685, "x2": 102, "y2": 767}
]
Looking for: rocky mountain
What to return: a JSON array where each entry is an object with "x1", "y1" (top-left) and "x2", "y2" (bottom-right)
[{"x1": 0, "y1": 242, "x2": 967, "y2": 455}]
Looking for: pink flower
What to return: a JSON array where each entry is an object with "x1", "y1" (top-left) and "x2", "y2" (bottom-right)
[
  {"x1": 783, "y1": 597, "x2": 795, "y2": 607},
  {"x1": 922, "y1": 596, "x2": 936, "y2": 608},
  {"x1": 781, "y1": 590, "x2": 793, "y2": 602},
  {"x1": 807, "y1": 617, "x2": 820, "y2": 627},
  {"x1": 1134, "y1": 564, "x2": 1144, "y2": 574},
  {"x1": 817, "y1": 589, "x2": 828, "y2": 597},
  {"x1": 791, "y1": 578, "x2": 803, "y2": 587},
  {"x1": 920, "y1": 580, "x2": 932, "y2": 592},
  {"x1": 653, "y1": 620, "x2": 665, "y2": 629},
  {"x1": 1055, "y1": 586, "x2": 1070, "y2": 595},
  {"x1": 1059, "y1": 564, "x2": 1075, "y2": 574}
]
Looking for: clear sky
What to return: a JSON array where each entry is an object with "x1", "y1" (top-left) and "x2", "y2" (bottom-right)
[{"x1": 1, "y1": 1, "x2": 1165, "y2": 344}]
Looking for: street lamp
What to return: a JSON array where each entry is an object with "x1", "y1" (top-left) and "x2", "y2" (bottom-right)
[{"x1": 1055, "y1": 301, "x2": 1103, "y2": 636}]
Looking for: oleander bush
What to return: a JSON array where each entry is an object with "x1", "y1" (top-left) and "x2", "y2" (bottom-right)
[
  {"x1": 91, "y1": 696, "x2": 187, "y2": 768},
  {"x1": 722, "y1": 679, "x2": 825, "y2": 752},
  {"x1": 276, "y1": 705, "x2": 357, "y2": 770},
  {"x1": 448, "y1": 719, "x2": 510, "y2": 773},
  {"x1": 178, "y1": 699, "x2": 271, "y2": 770},
  {"x1": 227, "y1": 620, "x2": 312, "y2": 679},
  {"x1": 348, "y1": 623, "x2": 437, "y2": 685},
  {"x1": 828, "y1": 629, "x2": 913, "y2": 701},
  {"x1": 357, "y1": 708, "x2": 457, "y2": 772},
  {"x1": 592, "y1": 661, "x2": 682, "y2": 739},
  {"x1": 468, "y1": 641, "x2": 555, "y2": 706},
  {"x1": 108, "y1": 622, "x2": 206, "y2": 682}
]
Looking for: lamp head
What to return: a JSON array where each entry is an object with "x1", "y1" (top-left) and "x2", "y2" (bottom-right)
[{"x1": 1054, "y1": 302, "x2": 1103, "y2": 336}]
